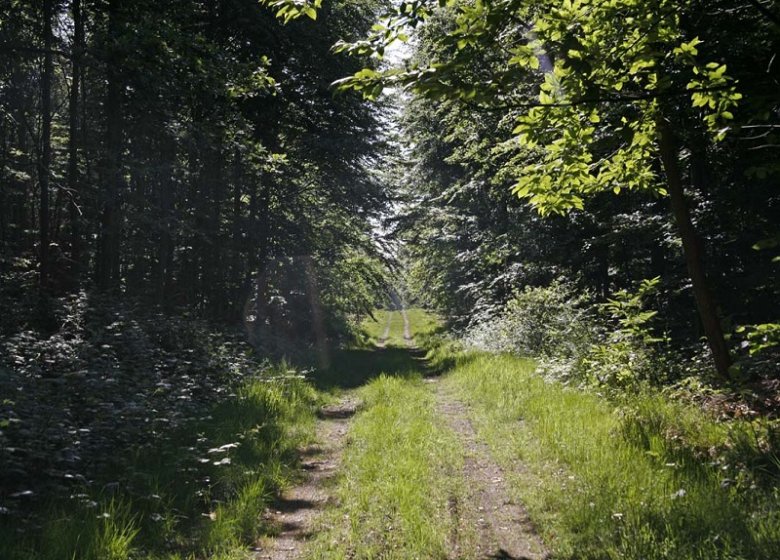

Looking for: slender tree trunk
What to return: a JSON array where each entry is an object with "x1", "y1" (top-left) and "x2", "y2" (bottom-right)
[
  {"x1": 96, "y1": 0, "x2": 124, "y2": 291},
  {"x1": 67, "y1": 0, "x2": 83, "y2": 274},
  {"x1": 229, "y1": 152, "x2": 244, "y2": 318},
  {"x1": 656, "y1": 116, "x2": 732, "y2": 379},
  {"x1": 38, "y1": 0, "x2": 54, "y2": 289},
  {"x1": 157, "y1": 136, "x2": 175, "y2": 308},
  {"x1": 1, "y1": 125, "x2": 7, "y2": 250}
]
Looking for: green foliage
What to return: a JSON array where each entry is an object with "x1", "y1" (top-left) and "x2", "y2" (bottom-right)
[
  {"x1": 462, "y1": 280, "x2": 594, "y2": 361},
  {"x1": 578, "y1": 277, "x2": 667, "y2": 389},
  {"x1": 460, "y1": 277, "x2": 671, "y2": 390},
  {"x1": 334, "y1": 0, "x2": 747, "y2": 215},
  {"x1": 259, "y1": 0, "x2": 323, "y2": 23},
  {"x1": 736, "y1": 323, "x2": 780, "y2": 356},
  {"x1": 601, "y1": 278, "x2": 662, "y2": 341}
]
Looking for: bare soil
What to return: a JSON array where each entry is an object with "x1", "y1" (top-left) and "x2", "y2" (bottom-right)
[
  {"x1": 401, "y1": 308, "x2": 412, "y2": 345},
  {"x1": 254, "y1": 397, "x2": 358, "y2": 560},
  {"x1": 376, "y1": 312, "x2": 392, "y2": 348},
  {"x1": 431, "y1": 380, "x2": 549, "y2": 560}
]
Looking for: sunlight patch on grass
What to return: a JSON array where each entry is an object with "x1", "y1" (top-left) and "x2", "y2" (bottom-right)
[
  {"x1": 446, "y1": 353, "x2": 780, "y2": 560},
  {"x1": 304, "y1": 374, "x2": 470, "y2": 559},
  {"x1": 360, "y1": 308, "x2": 442, "y2": 348}
]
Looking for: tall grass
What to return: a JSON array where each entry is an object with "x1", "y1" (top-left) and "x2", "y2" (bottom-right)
[{"x1": 446, "y1": 353, "x2": 780, "y2": 560}]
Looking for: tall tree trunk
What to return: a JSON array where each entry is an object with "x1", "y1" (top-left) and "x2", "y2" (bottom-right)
[
  {"x1": 67, "y1": 0, "x2": 83, "y2": 274},
  {"x1": 96, "y1": 0, "x2": 124, "y2": 291},
  {"x1": 1, "y1": 124, "x2": 7, "y2": 252},
  {"x1": 157, "y1": 136, "x2": 175, "y2": 308},
  {"x1": 38, "y1": 0, "x2": 54, "y2": 289},
  {"x1": 656, "y1": 116, "x2": 732, "y2": 379}
]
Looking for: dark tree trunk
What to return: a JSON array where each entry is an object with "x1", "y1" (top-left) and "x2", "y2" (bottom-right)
[
  {"x1": 66, "y1": 0, "x2": 83, "y2": 274},
  {"x1": 656, "y1": 116, "x2": 732, "y2": 379},
  {"x1": 96, "y1": 0, "x2": 124, "y2": 291},
  {"x1": 157, "y1": 137, "x2": 175, "y2": 309},
  {"x1": 38, "y1": 0, "x2": 54, "y2": 289},
  {"x1": 1, "y1": 124, "x2": 7, "y2": 251}
]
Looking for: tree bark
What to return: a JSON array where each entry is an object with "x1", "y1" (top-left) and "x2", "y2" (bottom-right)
[
  {"x1": 38, "y1": 0, "x2": 54, "y2": 289},
  {"x1": 66, "y1": 0, "x2": 83, "y2": 273},
  {"x1": 656, "y1": 116, "x2": 732, "y2": 379},
  {"x1": 96, "y1": 0, "x2": 124, "y2": 291}
]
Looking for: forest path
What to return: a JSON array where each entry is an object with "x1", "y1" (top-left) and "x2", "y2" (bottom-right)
[
  {"x1": 376, "y1": 311, "x2": 393, "y2": 347},
  {"x1": 260, "y1": 309, "x2": 545, "y2": 559},
  {"x1": 404, "y1": 308, "x2": 546, "y2": 559},
  {"x1": 255, "y1": 396, "x2": 358, "y2": 560},
  {"x1": 429, "y1": 377, "x2": 548, "y2": 560}
]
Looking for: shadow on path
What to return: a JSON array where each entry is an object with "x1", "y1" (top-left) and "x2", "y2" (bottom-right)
[{"x1": 311, "y1": 346, "x2": 428, "y2": 391}]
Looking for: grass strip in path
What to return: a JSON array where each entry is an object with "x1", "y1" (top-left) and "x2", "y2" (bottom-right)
[{"x1": 302, "y1": 373, "x2": 470, "y2": 560}]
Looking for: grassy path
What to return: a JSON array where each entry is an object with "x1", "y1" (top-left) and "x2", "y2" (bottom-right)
[
  {"x1": 257, "y1": 397, "x2": 358, "y2": 560},
  {"x1": 261, "y1": 308, "x2": 778, "y2": 560},
  {"x1": 286, "y1": 310, "x2": 545, "y2": 560}
]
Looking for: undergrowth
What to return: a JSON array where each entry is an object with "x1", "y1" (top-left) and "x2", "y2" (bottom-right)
[
  {"x1": 1, "y1": 370, "x2": 318, "y2": 560},
  {"x1": 0, "y1": 292, "x2": 321, "y2": 560}
]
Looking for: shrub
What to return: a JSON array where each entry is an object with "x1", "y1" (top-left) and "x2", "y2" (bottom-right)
[{"x1": 461, "y1": 279, "x2": 595, "y2": 361}]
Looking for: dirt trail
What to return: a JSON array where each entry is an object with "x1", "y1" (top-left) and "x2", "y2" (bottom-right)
[
  {"x1": 376, "y1": 311, "x2": 392, "y2": 347},
  {"x1": 401, "y1": 308, "x2": 412, "y2": 345},
  {"x1": 254, "y1": 397, "x2": 358, "y2": 560},
  {"x1": 431, "y1": 381, "x2": 548, "y2": 560}
]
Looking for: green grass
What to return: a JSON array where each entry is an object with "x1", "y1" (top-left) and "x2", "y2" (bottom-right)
[
  {"x1": 360, "y1": 308, "x2": 442, "y2": 348},
  {"x1": 445, "y1": 352, "x2": 780, "y2": 560},
  {"x1": 0, "y1": 370, "x2": 320, "y2": 560},
  {"x1": 303, "y1": 373, "x2": 470, "y2": 560}
]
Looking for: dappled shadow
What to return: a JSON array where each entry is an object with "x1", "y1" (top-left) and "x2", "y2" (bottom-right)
[
  {"x1": 423, "y1": 350, "x2": 481, "y2": 378},
  {"x1": 310, "y1": 346, "x2": 428, "y2": 390},
  {"x1": 273, "y1": 497, "x2": 318, "y2": 513},
  {"x1": 485, "y1": 550, "x2": 538, "y2": 560}
]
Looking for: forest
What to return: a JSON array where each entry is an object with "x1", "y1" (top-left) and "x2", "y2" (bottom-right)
[{"x1": 0, "y1": 0, "x2": 778, "y2": 559}]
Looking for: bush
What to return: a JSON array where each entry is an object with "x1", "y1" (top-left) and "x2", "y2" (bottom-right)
[
  {"x1": 575, "y1": 277, "x2": 668, "y2": 389},
  {"x1": 461, "y1": 278, "x2": 671, "y2": 390},
  {"x1": 461, "y1": 279, "x2": 595, "y2": 361}
]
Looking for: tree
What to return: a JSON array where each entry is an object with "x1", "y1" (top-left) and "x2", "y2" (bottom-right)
[
  {"x1": 334, "y1": 0, "x2": 780, "y2": 378},
  {"x1": 38, "y1": 0, "x2": 54, "y2": 289}
]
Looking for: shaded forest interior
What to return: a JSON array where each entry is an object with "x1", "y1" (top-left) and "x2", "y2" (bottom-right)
[{"x1": 1, "y1": 1, "x2": 779, "y2": 559}]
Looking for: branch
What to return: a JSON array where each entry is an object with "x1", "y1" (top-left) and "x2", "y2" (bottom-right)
[
  {"x1": 745, "y1": 0, "x2": 780, "y2": 27},
  {"x1": 458, "y1": 85, "x2": 735, "y2": 112}
]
